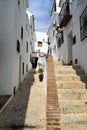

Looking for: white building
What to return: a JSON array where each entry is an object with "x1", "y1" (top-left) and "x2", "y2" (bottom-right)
[
  {"x1": 57, "y1": 0, "x2": 87, "y2": 74},
  {"x1": 31, "y1": 31, "x2": 48, "y2": 68},
  {"x1": 26, "y1": 10, "x2": 35, "y2": 70},
  {"x1": 33, "y1": 31, "x2": 48, "y2": 53},
  {"x1": 47, "y1": 0, "x2": 61, "y2": 60},
  {"x1": 0, "y1": 0, "x2": 34, "y2": 95},
  {"x1": 32, "y1": 31, "x2": 48, "y2": 57}
]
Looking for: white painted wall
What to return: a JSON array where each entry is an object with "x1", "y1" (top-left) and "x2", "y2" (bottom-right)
[
  {"x1": 12, "y1": 0, "x2": 29, "y2": 89},
  {"x1": 58, "y1": 0, "x2": 87, "y2": 74},
  {"x1": 33, "y1": 31, "x2": 48, "y2": 55},
  {"x1": 48, "y1": 1, "x2": 59, "y2": 60},
  {"x1": 0, "y1": 0, "x2": 16, "y2": 94},
  {"x1": 0, "y1": 0, "x2": 32, "y2": 95},
  {"x1": 72, "y1": 0, "x2": 87, "y2": 74}
]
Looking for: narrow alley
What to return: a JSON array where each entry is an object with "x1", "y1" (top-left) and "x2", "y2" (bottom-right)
[
  {"x1": 1, "y1": 0, "x2": 87, "y2": 130},
  {"x1": 0, "y1": 56, "x2": 87, "y2": 130},
  {"x1": 0, "y1": 69, "x2": 46, "y2": 130}
]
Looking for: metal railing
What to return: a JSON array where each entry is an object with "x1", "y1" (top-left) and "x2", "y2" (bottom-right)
[{"x1": 59, "y1": 0, "x2": 72, "y2": 24}]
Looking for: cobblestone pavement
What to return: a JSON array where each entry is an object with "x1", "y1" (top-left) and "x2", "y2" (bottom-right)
[{"x1": 0, "y1": 69, "x2": 46, "y2": 130}]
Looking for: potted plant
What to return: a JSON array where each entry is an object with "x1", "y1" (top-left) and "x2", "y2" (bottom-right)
[{"x1": 39, "y1": 73, "x2": 43, "y2": 81}]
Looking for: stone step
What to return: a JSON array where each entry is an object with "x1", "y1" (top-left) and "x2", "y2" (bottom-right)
[
  {"x1": 47, "y1": 111, "x2": 60, "y2": 114},
  {"x1": 47, "y1": 125, "x2": 61, "y2": 129},
  {"x1": 47, "y1": 56, "x2": 61, "y2": 129},
  {"x1": 59, "y1": 100, "x2": 87, "y2": 107},
  {"x1": 47, "y1": 114, "x2": 60, "y2": 119},
  {"x1": 54, "y1": 61, "x2": 87, "y2": 129},
  {"x1": 61, "y1": 113, "x2": 87, "y2": 123},
  {"x1": 58, "y1": 89, "x2": 87, "y2": 95},
  {"x1": 56, "y1": 81, "x2": 87, "y2": 89},
  {"x1": 59, "y1": 100, "x2": 87, "y2": 114},
  {"x1": 61, "y1": 106, "x2": 87, "y2": 114},
  {"x1": 58, "y1": 89, "x2": 87, "y2": 100},
  {"x1": 55, "y1": 74, "x2": 87, "y2": 81},
  {"x1": 47, "y1": 117, "x2": 60, "y2": 121},
  {"x1": 47, "y1": 120, "x2": 60, "y2": 126},
  {"x1": 54, "y1": 65, "x2": 81, "y2": 69},
  {"x1": 54, "y1": 61, "x2": 63, "y2": 65},
  {"x1": 47, "y1": 106, "x2": 59, "y2": 109},
  {"x1": 61, "y1": 122, "x2": 87, "y2": 130},
  {"x1": 55, "y1": 68, "x2": 84, "y2": 75},
  {"x1": 47, "y1": 109, "x2": 60, "y2": 113}
]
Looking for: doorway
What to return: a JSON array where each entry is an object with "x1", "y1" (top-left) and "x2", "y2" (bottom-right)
[
  {"x1": 19, "y1": 55, "x2": 22, "y2": 84},
  {"x1": 68, "y1": 32, "x2": 73, "y2": 65}
]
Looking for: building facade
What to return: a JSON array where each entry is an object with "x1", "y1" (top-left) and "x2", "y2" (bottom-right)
[
  {"x1": 0, "y1": 0, "x2": 34, "y2": 95},
  {"x1": 57, "y1": 0, "x2": 87, "y2": 73},
  {"x1": 31, "y1": 31, "x2": 48, "y2": 68},
  {"x1": 49, "y1": 0, "x2": 87, "y2": 74},
  {"x1": 47, "y1": 0, "x2": 60, "y2": 60},
  {"x1": 26, "y1": 11, "x2": 35, "y2": 70}
]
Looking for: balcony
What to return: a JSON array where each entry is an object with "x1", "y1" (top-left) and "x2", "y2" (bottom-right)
[{"x1": 59, "y1": 0, "x2": 72, "y2": 28}]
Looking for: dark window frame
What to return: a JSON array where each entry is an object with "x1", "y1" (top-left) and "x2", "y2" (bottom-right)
[
  {"x1": 80, "y1": 7, "x2": 87, "y2": 41},
  {"x1": 21, "y1": 26, "x2": 23, "y2": 39},
  {"x1": 61, "y1": 31, "x2": 64, "y2": 44},
  {"x1": 22, "y1": 62, "x2": 24, "y2": 75},
  {"x1": 26, "y1": 64, "x2": 28, "y2": 72},
  {"x1": 26, "y1": 42, "x2": 28, "y2": 53},
  {"x1": 18, "y1": 0, "x2": 20, "y2": 5},
  {"x1": 73, "y1": 35, "x2": 76, "y2": 45},
  {"x1": 16, "y1": 40, "x2": 20, "y2": 53},
  {"x1": 58, "y1": 31, "x2": 64, "y2": 48},
  {"x1": 58, "y1": 37, "x2": 61, "y2": 48}
]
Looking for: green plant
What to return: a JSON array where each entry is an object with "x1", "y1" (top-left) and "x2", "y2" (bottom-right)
[
  {"x1": 39, "y1": 73, "x2": 43, "y2": 81},
  {"x1": 38, "y1": 68, "x2": 43, "y2": 73}
]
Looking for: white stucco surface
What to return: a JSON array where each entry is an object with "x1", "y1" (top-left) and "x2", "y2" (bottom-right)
[
  {"x1": 58, "y1": 0, "x2": 87, "y2": 74},
  {"x1": 0, "y1": 0, "x2": 33, "y2": 95}
]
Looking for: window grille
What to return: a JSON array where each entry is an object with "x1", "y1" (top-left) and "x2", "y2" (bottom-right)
[{"x1": 80, "y1": 7, "x2": 87, "y2": 41}]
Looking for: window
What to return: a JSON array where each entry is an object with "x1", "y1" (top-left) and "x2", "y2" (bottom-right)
[
  {"x1": 18, "y1": 0, "x2": 20, "y2": 10},
  {"x1": 22, "y1": 62, "x2": 24, "y2": 75},
  {"x1": 74, "y1": 59, "x2": 78, "y2": 64},
  {"x1": 48, "y1": 38, "x2": 50, "y2": 45},
  {"x1": 16, "y1": 40, "x2": 20, "y2": 53},
  {"x1": 80, "y1": 7, "x2": 87, "y2": 41},
  {"x1": 58, "y1": 31, "x2": 64, "y2": 48},
  {"x1": 61, "y1": 31, "x2": 64, "y2": 44},
  {"x1": 58, "y1": 37, "x2": 61, "y2": 48},
  {"x1": 21, "y1": 26, "x2": 23, "y2": 39},
  {"x1": 26, "y1": 42, "x2": 28, "y2": 52},
  {"x1": 26, "y1": 64, "x2": 28, "y2": 72},
  {"x1": 73, "y1": 35, "x2": 76, "y2": 45},
  {"x1": 38, "y1": 41, "x2": 42, "y2": 47},
  {"x1": 18, "y1": 0, "x2": 20, "y2": 5}
]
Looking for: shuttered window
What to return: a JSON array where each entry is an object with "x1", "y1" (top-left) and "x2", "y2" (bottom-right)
[{"x1": 38, "y1": 41, "x2": 42, "y2": 47}]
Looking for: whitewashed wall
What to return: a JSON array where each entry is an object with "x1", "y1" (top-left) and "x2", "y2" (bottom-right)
[
  {"x1": 72, "y1": 0, "x2": 87, "y2": 74},
  {"x1": 58, "y1": 0, "x2": 87, "y2": 74},
  {"x1": 33, "y1": 31, "x2": 48, "y2": 54},
  {"x1": 0, "y1": 0, "x2": 16, "y2": 95},
  {"x1": 48, "y1": 21, "x2": 59, "y2": 60},
  {"x1": 0, "y1": 0, "x2": 30, "y2": 95}
]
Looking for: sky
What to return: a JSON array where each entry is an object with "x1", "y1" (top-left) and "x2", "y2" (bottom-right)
[{"x1": 28, "y1": 0, "x2": 53, "y2": 32}]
